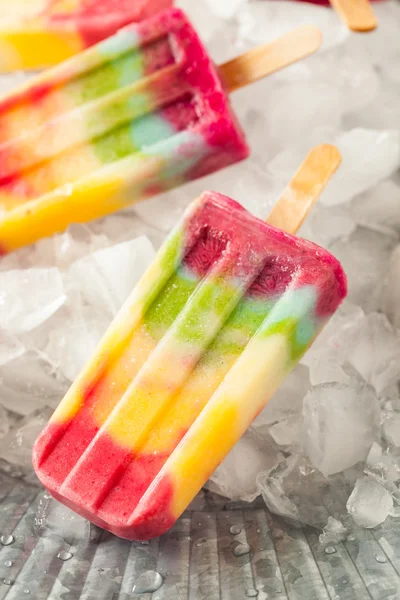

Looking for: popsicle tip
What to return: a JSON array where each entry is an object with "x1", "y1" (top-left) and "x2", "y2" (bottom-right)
[
  {"x1": 296, "y1": 24, "x2": 324, "y2": 50},
  {"x1": 329, "y1": 0, "x2": 378, "y2": 32},
  {"x1": 345, "y1": 13, "x2": 378, "y2": 32},
  {"x1": 350, "y1": 19, "x2": 378, "y2": 33},
  {"x1": 310, "y1": 144, "x2": 342, "y2": 168}
]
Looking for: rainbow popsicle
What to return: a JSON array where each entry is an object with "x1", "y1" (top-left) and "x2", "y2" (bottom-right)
[
  {"x1": 33, "y1": 187, "x2": 347, "y2": 541},
  {"x1": 0, "y1": 0, "x2": 173, "y2": 72},
  {"x1": 0, "y1": 8, "x2": 322, "y2": 254}
]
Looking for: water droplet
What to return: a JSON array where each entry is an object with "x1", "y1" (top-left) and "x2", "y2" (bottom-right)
[
  {"x1": 230, "y1": 525, "x2": 242, "y2": 535},
  {"x1": 4, "y1": 560, "x2": 12, "y2": 567},
  {"x1": 256, "y1": 529, "x2": 261, "y2": 534},
  {"x1": 24, "y1": 589, "x2": 30, "y2": 594},
  {"x1": 57, "y1": 551, "x2": 73, "y2": 561},
  {"x1": 233, "y1": 543, "x2": 251, "y2": 557},
  {"x1": 325, "y1": 546, "x2": 337, "y2": 555},
  {"x1": 376, "y1": 555, "x2": 387, "y2": 564},
  {"x1": 0, "y1": 535, "x2": 14, "y2": 546},
  {"x1": 276, "y1": 588, "x2": 283, "y2": 594},
  {"x1": 245, "y1": 589, "x2": 259, "y2": 597},
  {"x1": 2, "y1": 579, "x2": 12, "y2": 586},
  {"x1": 347, "y1": 535, "x2": 355, "y2": 542},
  {"x1": 342, "y1": 579, "x2": 348, "y2": 585},
  {"x1": 132, "y1": 570, "x2": 163, "y2": 594}
]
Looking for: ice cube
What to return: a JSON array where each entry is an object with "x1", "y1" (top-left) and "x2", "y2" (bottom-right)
[
  {"x1": 366, "y1": 441, "x2": 384, "y2": 469},
  {"x1": 308, "y1": 362, "x2": 350, "y2": 387},
  {"x1": 319, "y1": 517, "x2": 348, "y2": 545},
  {"x1": 257, "y1": 457, "x2": 304, "y2": 525},
  {"x1": 206, "y1": 429, "x2": 281, "y2": 502},
  {"x1": 331, "y1": 43, "x2": 380, "y2": 115},
  {"x1": 275, "y1": 41, "x2": 379, "y2": 116},
  {"x1": 256, "y1": 82, "x2": 342, "y2": 154},
  {"x1": 299, "y1": 203, "x2": 356, "y2": 249},
  {"x1": 329, "y1": 228, "x2": 396, "y2": 313},
  {"x1": 244, "y1": 127, "x2": 337, "y2": 213},
  {"x1": 205, "y1": 0, "x2": 246, "y2": 20},
  {"x1": 305, "y1": 310, "x2": 400, "y2": 397},
  {"x1": 0, "y1": 249, "x2": 25, "y2": 271},
  {"x1": 235, "y1": 1, "x2": 348, "y2": 52},
  {"x1": 302, "y1": 301, "x2": 364, "y2": 369},
  {"x1": 0, "y1": 405, "x2": 10, "y2": 439},
  {"x1": 133, "y1": 186, "x2": 196, "y2": 235},
  {"x1": 219, "y1": 159, "x2": 285, "y2": 221},
  {"x1": 0, "y1": 352, "x2": 68, "y2": 416},
  {"x1": 268, "y1": 416, "x2": 303, "y2": 449},
  {"x1": 90, "y1": 211, "x2": 164, "y2": 249},
  {"x1": 320, "y1": 130, "x2": 400, "y2": 207},
  {"x1": 175, "y1": 0, "x2": 222, "y2": 45},
  {"x1": 0, "y1": 407, "x2": 53, "y2": 473},
  {"x1": 44, "y1": 308, "x2": 111, "y2": 382},
  {"x1": 364, "y1": 442, "x2": 400, "y2": 504},
  {"x1": 346, "y1": 478, "x2": 393, "y2": 528},
  {"x1": 351, "y1": 78, "x2": 400, "y2": 131},
  {"x1": 253, "y1": 365, "x2": 310, "y2": 431},
  {"x1": 0, "y1": 333, "x2": 25, "y2": 367},
  {"x1": 0, "y1": 268, "x2": 66, "y2": 334},
  {"x1": 350, "y1": 179, "x2": 400, "y2": 237},
  {"x1": 382, "y1": 414, "x2": 400, "y2": 448},
  {"x1": 49, "y1": 227, "x2": 100, "y2": 268},
  {"x1": 67, "y1": 236, "x2": 155, "y2": 317},
  {"x1": 303, "y1": 380, "x2": 380, "y2": 477},
  {"x1": 26, "y1": 227, "x2": 94, "y2": 269},
  {"x1": 383, "y1": 245, "x2": 400, "y2": 329},
  {"x1": 254, "y1": 366, "x2": 309, "y2": 451},
  {"x1": 257, "y1": 455, "x2": 355, "y2": 529},
  {"x1": 347, "y1": 313, "x2": 400, "y2": 395},
  {"x1": 253, "y1": 129, "x2": 400, "y2": 216}
]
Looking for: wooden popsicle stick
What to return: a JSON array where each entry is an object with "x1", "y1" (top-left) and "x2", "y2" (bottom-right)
[
  {"x1": 220, "y1": 25, "x2": 323, "y2": 93},
  {"x1": 266, "y1": 144, "x2": 341, "y2": 235},
  {"x1": 329, "y1": 0, "x2": 378, "y2": 32}
]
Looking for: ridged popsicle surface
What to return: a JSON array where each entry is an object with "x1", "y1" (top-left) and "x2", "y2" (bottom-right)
[{"x1": 33, "y1": 191, "x2": 347, "y2": 540}]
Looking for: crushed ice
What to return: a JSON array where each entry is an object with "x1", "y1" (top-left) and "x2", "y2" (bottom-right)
[{"x1": 0, "y1": 0, "x2": 400, "y2": 534}]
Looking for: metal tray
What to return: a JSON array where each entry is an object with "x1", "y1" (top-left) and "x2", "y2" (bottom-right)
[{"x1": 0, "y1": 473, "x2": 399, "y2": 599}]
